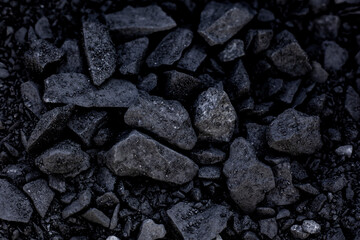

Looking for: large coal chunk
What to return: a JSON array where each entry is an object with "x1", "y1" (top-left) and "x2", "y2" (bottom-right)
[
  {"x1": 43, "y1": 73, "x2": 138, "y2": 108},
  {"x1": 105, "y1": 5, "x2": 176, "y2": 38},
  {"x1": 124, "y1": 92, "x2": 197, "y2": 150},
  {"x1": 345, "y1": 86, "x2": 360, "y2": 121},
  {"x1": 118, "y1": 37, "x2": 149, "y2": 75},
  {"x1": 177, "y1": 45, "x2": 207, "y2": 72},
  {"x1": 223, "y1": 138, "x2": 275, "y2": 213},
  {"x1": 226, "y1": 59, "x2": 251, "y2": 100},
  {"x1": 58, "y1": 39, "x2": 84, "y2": 73},
  {"x1": 198, "y1": 1, "x2": 256, "y2": 46},
  {"x1": 138, "y1": 219, "x2": 166, "y2": 240},
  {"x1": 167, "y1": 202, "x2": 232, "y2": 240},
  {"x1": 20, "y1": 81, "x2": 44, "y2": 117},
  {"x1": 194, "y1": 84, "x2": 237, "y2": 142},
  {"x1": 218, "y1": 39, "x2": 245, "y2": 62},
  {"x1": 267, "y1": 109, "x2": 323, "y2": 155},
  {"x1": 322, "y1": 41, "x2": 348, "y2": 71},
  {"x1": 62, "y1": 189, "x2": 92, "y2": 219},
  {"x1": 146, "y1": 28, "x2": 193, "y2": 68},
  {"x1": 35, "y1": 140, "x2": 90, "y2": 178},
  {"x1": 267, "y1": 30, "x2": 312, "y2": 77},
  {"x1": 27, "y1": 105, "x2": 74, "y2": 152},
  {"x1": 82, "y1": 21, "x2": 116, "y2": 86},
  {"x1": 24, "y1": 39, "x2": 64, "y2": 74},
  {"x1": 105, "y1": 130, "x2": 198, "y2": 185},
  {"x1": 0, "y1": 179, "x2": 33, "y2": 223}
]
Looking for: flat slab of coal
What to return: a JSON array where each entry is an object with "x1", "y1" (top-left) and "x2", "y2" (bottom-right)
[
  {"x1": 167, "y1": 202, "x2": 232, "y2": 240},
  {"x1": 105, "y1": 5, "x2": 176, "y2": 38},
  {"x1": 43, "y1": 73, "x2": 138, "y2": 108},
  {"x1": 105, "y1": 130, "x2": 198, "y2": 185}
]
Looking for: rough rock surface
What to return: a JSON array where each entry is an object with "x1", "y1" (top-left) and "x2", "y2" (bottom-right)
[
  {"x1": 226, "y1": 59, "x2": 251, "y2": 100},
  {"x1": 118, "y1": 37, "x2": 149, "y2": 75},
  {"x1": 218, "y1": 39, "x2": 245, "y2": 62},
  {"x1": 137, "y1": 219, "x2": 166, "y2": 240},
  {"x1": 105, "y1": 130, "x2": 198, "y2": 185},
  {"x1": 177, "y1": 45, "x2": 207, "y2": 72},
  {"x1": 43, "y1": 73, "x2": 139, "y2": 108},
  {"x1": 322, "y1": 41, "x2": 348, "y2": 71},
  {"x1": 167, "y1": 202, "x2": 232, "y2": 240},
  {"x1": 267, "y1": 109, "x2": 323, "y2": 155},
  {"x1": 82, "y1": 208, "x2": 110, "y2": 228},
  {"x1": 58, "y1": 39, "x2": 84, "y2": 73},
  {"x1": 62, "y1": 189, "x2": 92, "y2": 219},
  {"x1": 223, "y1": 137, "x2": 275, "y2": 213},
  {"x1": 20, "y1": 81, "x2": 44, "y2": 117},
  {"x1": 345, "y1": 86, "x2": 360, "y2": 121},
  {"x1": 124, "y1": 92, "x2": 197, "y2": 150}
]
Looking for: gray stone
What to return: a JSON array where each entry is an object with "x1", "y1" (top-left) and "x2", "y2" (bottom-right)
[
  {"x1": 326, "y1": 228, "x2": 346, "y2": 240},
  {"x1": 118, "y1": 37, "x2": 149, "y2": 75},
  {"x1": 246, "y1": 29, "x2": 273, "y2": 54},
  {"x1": 259, "y1": 218, "x2": 278, "y2": 239},
  {"x1": 43, "y1": 73, "x2": 139, "y2": 108},
  {"x1": 295, "y1": 183, "x2": 320, "y2": 195},
  {"x1": 27, "y1": 105, "x2": 74, "y2": 152},
  {"x1": 314, "y1": 15, "x2": 340, "y2": 39},
  {"x1": 291, "y1": 225, "x2": 310, "y2": 239},
  {"x1": 302, "y1": 220, "x2": 321, "y2": 234},
  {"x1": 177, "y1": 45, "x2": 207, "y2": 72},
  {"x1": 137, "y1": 219, "x2": 166, "y2": 240},
  {"x1": 164, "y1": 70, "x2": 203, "y2": 102},
  {"x1": 322, "y1": 175, "x2": 347, "y2": 193},
  {"x1": 335, "y1": 145, "x2": 353, "y2": 157},
  {"x1": 48, "y1": 175, "x2": 66, "y2": 193},
  {"x1": 167, "y1": 202, "x2": 232, "y2": 240},
  {"x1": 82, "y1": 208, "x2": 110, "y2": 228},
  {"x1": 124, "y1": 92, "x2": 197, "y2": 150},
  {"x1": 24, "y1": 39, "x2": 64, "y2": 74},
  {"x1": 223, "y1": 138, "x2": 275, "y2": 213},
  {"x1": 310, "y1": 61, "x2": 328, "y2": 83},
  {"x1": 267, "y1": 78, "x2": 283, "y2": 97},
  {"x1": 97, "y1": 167, "x2": 116, "y2": 192},
  {"x1": 191, "y1": 148, "x2": 226, "y2": 165},
  {"x1": 345, "y1": 86, "x2": 360, "y2": 121},
  {"x1": 278, "y1": 79, "x2": 301, "y2": 104},
  {"x1": 14, "y1": 27, "x2": 27, "y2": 44},
  {"x1": 58, "y1": 39, "x2": 84, "y2": 73},
  {"x1": 0, "y1": 68, "x2": 9, "y2": 79},
  {"x1": 267, "y1": 30, "x2": 311, "y2": 77},
  {"x1": 194, "y1": 84, "x2": 237, "y2": 142},
  {"x1": 322, "y1": 41, "x2": 348, "y2": 71},
  {"x1": 257, "y1": 8, "x2": 275, "y2": 22},
  {"x1": 110, "y1": 204, "x2": 120, "y2": 230},
  {"x1": 105, "y1": 5, "x2": 176, "y2": 38},
  {"x1": 35, "y1": 140, "x2": 90, "y2": 178},
  {"x1": 246, "y1": 123, "x2": 267, "y2": 154},
  {"x1": 218, "y1": 39, "x2": 245, "y2": 62},
  {"x1": 105, "y1": 130, "x2": 198, "y2": 185},
  {"x1": 138, "y1": 73, "x2": 157, "y2": 92},
  {"x1": 198, "y1": 166, "x2": 221, "y2": 179},
  {"x1": 20, "y1": 81, "x2": 44, "y2": 117},
  {"x1": 267, "y1": 109, "x2": 323, "y2": 155},
  {"x1": 62, "y1": 189, "x2": 92, "y2": 219},
  {"x1": 83, "y1": 21, "x2": 116, "y2": 86},
  {"x1": 35, "y1": 16, "x2": 53, "y2": 39},
  {"x1": 23, "y1": 179, "x2": 55, "y2": 218},
  {"x1": 226, "y1": 60, "x2": 251, "y2": 100},
  {"x1": 0, "y1": 179, "x2": 33, "y2": 223},
  {"x1": 67, "y1": 110, "x2": 107, "y2": 147},
  {"x1": 96, "y1": 192, "x2": 119, "y2": 208},
  {"x1": 243, "y1": 231, "x2": 260, "y2": 240},
  {"x1": 146, "y1": 28, "x2": 193, "y2": 68},
  {"x1": 198, "y1": 1, "x2": 256, "y2": 46}
]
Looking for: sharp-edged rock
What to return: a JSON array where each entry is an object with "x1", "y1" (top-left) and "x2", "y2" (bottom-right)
[
  {"x1": 218, "y1": 39, "x2": 245, "y2": 62},
  {"x1": 177, "y1": 45, "x2": 207, "y2": 72},
  {"x1": 20, "y1": 81, "x2": 44, "y2": 117},
  {"x1": 137, "y1": 219, "x2": 166, "y2": 240},
  {"x1": 118, "y1": 37, "x2": 149, "y2": 75},
  {"x1": 225, "y1": 59, "x2": 251, "y2": 100},
  {"x1": 82, "y1": 208, "x2": 110, "y2": 228},
  {"x1": 62, "y1": 189, "x2": 92, "y2": 219},
  {"x1": 58, "y1": 39, "x2": 84, "y2": 73},
  {"x1": 345, "y1": 86, "x2": 360, "y2": 121}
]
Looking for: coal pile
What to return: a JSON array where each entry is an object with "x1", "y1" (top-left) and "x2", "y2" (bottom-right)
[{"x1": 1, "y1": 0, "x2": 360, "y2": 239}]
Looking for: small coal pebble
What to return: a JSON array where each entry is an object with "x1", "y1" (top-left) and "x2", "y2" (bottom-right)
[{"x1": 137, "y1": 219, "x2": 166, "y2": 240}]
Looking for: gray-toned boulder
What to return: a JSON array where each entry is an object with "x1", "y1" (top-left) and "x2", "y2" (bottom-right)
[
  {"x1": 0, "y1": 179, "x2": 33, "y2": 223},
  {"x1": 223, "y1": 138, "x2": 275, "y2": 213},
  {"x1": 35, "y1": 16, "x2": 53, "y2": 39},
  {"x1": 138, "y1": 219, "x2": 166, "y2": 240},
  {"x1": 267, "y1": 109, "x2": 323, "y2": 155},
  {"x1": 106, "y1": 130, "x2": 198, "y2": 185},
  {"x1": 124, "y1": 92, "x2": 197, "y2": 150},
  {"x1": 35, "y1": 140, "x2": 90, "y2": 178},
  {"x1": 146, "y1": 28, "x2": 193, "y2": 68},
  {"x1": 43, "y1": 73, "x2": 138, "y2": 108},
  {"x1": 198, "y1": 1, "x2": 256, "y2": 46},
  {"x1": 167, "y1": 202, "x2": 232, "y2": 240},
  {"x1": 194, "y1": 84, "x2": 237, "y2": 142},
  {"x1": 118, "y1": 37, "x2": 149, "y2": 75},
  {"x1": 83, "y1": 21, "x2": 116, "y2": 86},
  {"x1": 105, "y1": 5, "x2": 176, "y2": 38}
]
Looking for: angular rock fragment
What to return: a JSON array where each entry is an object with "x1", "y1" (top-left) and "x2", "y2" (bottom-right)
[
  {"x1": 83, "y1": 21, "x2": 116, "y2": 86},
  {"x1": 223, "y1": 138, "x2": 275, "y2": 213},
  {"x1": 82, "y1": 208, "x2": 110, "y2": 228},
  {"x1": 68, "y1": 110, "x2": 107, "y2": 147},
  {"x1": 322, "y1": 41, "x2": 348, "y2": 71},
  {"x1": 267, "y1": 30, "x2": 311, "y2": 77},
  {"x1": 322, "y1": 175, "x2": 347, "y2": 193},
  {"x1": 198, "y1": 1, "x2": 256, "y2": 46},
  {"x1": 43, "y1": 73, "x2": 138, "y2": 108},
  {"x1": 198, "y1": 166, "x2": 221, "y2": 179},
  {"x1": 105, "y1": 130, "x2": 198, "y2": 185},
  {"x1": 58, "y1": 39, "x2": 84, "y2": 73},
  {"x1": 335, "y1": 145, "x2": 353, "y2": 157},
  {"x1": 246, "y1": 29, "x2": 273, "y2": 54},
  {"x1": 35, "y1": 140, "x2": 90, "y2": 178},
  {"x1": 291, "y1": 225, "x2": 310, "y2": 239},
  {"x1": 164, "y1": 70, "x2": 203, "y2": 102},
  {"x1": 105, "y1": 5, "x2": 176, "y2": 38},
  {"x1": 267, "y1": 78, "x2": 283, "y2": 97},
  {"x1": 27, "y1": 105, "x2": 74, "y2": 152},
  {"x1": 277, "y1": 79, "x2": 301, "y2": 104},
  {"x1": 48, "y1": 175, "x2": 66, "y2": 193},
  {"x1": 146, "y1": 28, "x2": 193, "y2": 68},
  {"x1": 0, "y1": 179, "x2": 33, "y2": 223},
  {"x1": 20, "y1": 81, "x2": 44, "y2": 117},
  {"x1": 194, "y1": 84, "x2": 237, "y2": 142},
  {"x1": 267, "y1": 109, "x2": 323, "y2": 155},
  {"x1": 138, "y1": 73, "x2": 157, "y2": 92},
  {"x1": 138, "y1": 219, "x2": 166, "y2": 240},
  {"x1": 259, "y1": 218, "x2": 278, "y2": 239},
  {"x1": 24, "y1": 39, "x2": 64, "y2": 74},
  {"x1": 35, "y1": 16, "x2": 53, "y2": 39},
  {"x1": 302, "y1": 220, "x2": 321, "y2": 234},
  {"x1": 167, "y1": 202, "x2": 232, "y2": 240},
  {"x1": 96, "y1": 192, "x2": 119, "y2": 208},
  {"x1": 118, "y1": 37, "x2": 149, "y2": 75},
  {"x1": 62, "y1": 189, "x2": 92, "y2": 219},
  {"x1": 314, "y1": 15, "x2": 340, "y2": 39},
  {"x1": 257, "y1": 8, "x2": 275, "y2": 22},
  {"x1": 23, "y1": 179, "x2": 55, "y2": 218},
  {"x1": 218, "y1": 39, "x2": 245, "y2": 62},
  {"x1": 345, "y1": 86, "x2": 360, "y2": 121},
  {"x1": 124, "y1": 92, "x2": 197, "y2": 150},
  {"x1": 191, "y1": 148, "x2": 226, "y2": 165},
  {"x1": 310, "y1": 61, "x2": 328, "y2": 83},
  {"x1": 226, "y1": 60, "x2": 251, "y2": 100},
  {"x1": 177, "y1": 45, "x2": 207, "y2": 72}
]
